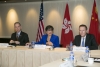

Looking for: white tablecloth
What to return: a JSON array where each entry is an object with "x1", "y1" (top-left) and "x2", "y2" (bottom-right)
[
  {"x1": 0, "y1": 46, "x2": 70, "y2": 67},
  {"x1": 0, "y1": 46, "x2": 100, "y2": 67}
]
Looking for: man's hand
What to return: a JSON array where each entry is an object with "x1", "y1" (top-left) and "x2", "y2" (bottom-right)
[
  {"x1": 73, "y1": 45, "x2": 76, "y2": 47},
  {"x1": 25, "y1": 43, "x2": 31, "y2": 46},
  {"x1": 10, "y1": 40, "x2": 15, "y2": 43},
  {"x1": 46, "y1": 41, "x2": 53, "y2": 46},
  {"x1": 15, "y1": 41, "x2": 20, "y2": 44}
]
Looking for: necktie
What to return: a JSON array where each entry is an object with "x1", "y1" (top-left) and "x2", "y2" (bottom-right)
[
  {"x1": 82, "y1": 38, "x2": 85, "y2": 47},
  {"x1": 16, "y1": 33, "x2": 19, "y2": 40}
]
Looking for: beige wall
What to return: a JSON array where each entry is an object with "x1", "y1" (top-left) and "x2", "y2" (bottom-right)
[{"x1": 0, "y1": 0, "x2": 100, "y2": 41}]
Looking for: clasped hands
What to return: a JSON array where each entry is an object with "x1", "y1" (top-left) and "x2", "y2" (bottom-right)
[
  {"x1": 10, "y1": 40, "x2": 20, "y2": 44},
  {"x1": 46, "y1": 41, "x2": 53, "y2": 46},
  {"x1": 25, "y1": 41, "x2": 53, "y2": 46}
]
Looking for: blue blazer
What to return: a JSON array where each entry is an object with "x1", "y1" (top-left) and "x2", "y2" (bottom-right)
[{"x1": 36, "y1": 34, "x2": 60, "y2": 48}]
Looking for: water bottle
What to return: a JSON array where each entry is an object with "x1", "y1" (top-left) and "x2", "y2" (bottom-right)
[
  {"x1": 85, "y1": 46, "x2": 90, "y2": 58},
  {"x1": 31, "y1": 41, "x2": 35, "y2": 48},
  {"x1": 69, "y1": 41, "x2": 73, "y2": 51},
  {"x1": 70, "y1": 51, "x2": 74, "y2": 65}
]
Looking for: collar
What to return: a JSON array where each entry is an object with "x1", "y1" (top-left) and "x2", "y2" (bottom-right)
[
  {"x1": 17, "y1": 31, "x2": 21, "y2": 35},
  {"x1": 81, "y1": 35, "x2": 86, "y2": 39}
]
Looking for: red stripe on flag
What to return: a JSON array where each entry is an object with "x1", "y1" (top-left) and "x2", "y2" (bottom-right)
[{"x1": 36, "y1": 21, "x2": 44, "y2": 42}]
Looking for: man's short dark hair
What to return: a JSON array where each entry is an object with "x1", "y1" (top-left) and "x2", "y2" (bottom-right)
[
  {"x1": 79, "y1": 24, "x2": 87, "y2": 30},
  {"x1": 14, "y1": 22, "x2": 21, "y2": 26},
  {"x1": 45, "y1": 25, "x2": 54, "y2": 31}
]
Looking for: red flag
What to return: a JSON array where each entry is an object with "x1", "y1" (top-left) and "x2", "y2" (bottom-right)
[
  {"x1": 36, "y1": 3, "x2": 44, "y2": 42},
  {"x1": 98, "y1": 20, "x2": 100, "y2": 45},
  {"x1": 61, "y1": 4, "x2": 73, "y2": 47},
  {"x1": 89, "y1": 0, "x2": 99, "y2": 44}
]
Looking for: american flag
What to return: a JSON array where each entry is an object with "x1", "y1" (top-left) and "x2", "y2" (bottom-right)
[{"x1": 36, "y1": 3, "x2": 44, "y2": 42}]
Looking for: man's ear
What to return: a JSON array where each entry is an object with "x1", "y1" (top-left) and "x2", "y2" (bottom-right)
[
  {"x1": 86, "y1": 30, "x2": 88, "y2": 33},
  {"x1": 20, "y1": 26, "x2": 22, "y2": 29}
]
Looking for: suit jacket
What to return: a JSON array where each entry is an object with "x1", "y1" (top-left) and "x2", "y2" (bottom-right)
[
  {"x1": 73, "y1": 34, "x2": 98, "y2": 50},
  {"x1": 10, "y1": 31, "x2": 29, "y2": 46},
  {"x1": 36, "y1": 34, "x2": 60, "y2": 48}
]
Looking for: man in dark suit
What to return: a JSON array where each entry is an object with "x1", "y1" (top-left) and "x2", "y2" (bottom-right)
[
  {"x1": 9, "y1": 22, "x2": 29, "y2": 46},
  {"x1": 73, "y1": 24, "x2": 98, "y2": 50}
]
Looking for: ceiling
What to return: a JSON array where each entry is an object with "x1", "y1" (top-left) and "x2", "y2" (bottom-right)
[{"x1": 0, "y1": 0, "x2": 57, "y2": 3}]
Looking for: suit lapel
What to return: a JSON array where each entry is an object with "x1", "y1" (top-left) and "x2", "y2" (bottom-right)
[
  {"x1": 45, "y1": 34, "x2": 48, "y2": 42},
  {"x1": 50, "y1": 34, "x2": 53, "y2": 42},
  {"x1": 85, "y1": 34, "x2": 89, "y2": 47},
  {"x1": 15, "y1": 32, "x2": 18, "y2": 41},
  {"x1": 78, "y1": 35, "x2": 81, "y2": 46}
]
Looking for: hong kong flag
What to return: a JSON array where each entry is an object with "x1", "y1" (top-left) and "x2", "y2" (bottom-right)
[{"x1": 61, "y1": 3, "x2": 73, "y2": 47}]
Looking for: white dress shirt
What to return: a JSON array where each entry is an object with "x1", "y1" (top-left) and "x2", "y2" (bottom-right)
[{"x1": 17, "y1": 31, "x2": 21, "y2": 37}]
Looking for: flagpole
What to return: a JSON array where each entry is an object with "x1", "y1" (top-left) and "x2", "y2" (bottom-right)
[{"x1": 42, "y1": 0, "x2": 43, "y2": 3}]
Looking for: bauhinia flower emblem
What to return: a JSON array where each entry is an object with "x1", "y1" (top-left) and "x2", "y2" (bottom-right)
[{"x1": 62, "y1": 18, "x2": 72, "y2": 34}]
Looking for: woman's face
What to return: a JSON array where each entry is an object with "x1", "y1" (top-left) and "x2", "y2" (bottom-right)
[{"x1": 46, "y1": 30, "x2": 53, "y2": 36}]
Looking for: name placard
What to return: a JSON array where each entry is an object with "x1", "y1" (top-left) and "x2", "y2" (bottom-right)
[
  {"x1": 73, "y1": 47, "x2": 86, "y2": 52},
  {"x1": 59, "y1": 61, "x2": 73, "y2": 67},
  {"x1": 0, "y1": 43, "x2": 9, "y2": 48},
  {"x1": 46, "y1": 46, "x2": 52, "y2": 49},
  {"x1": 0, "y1": 43, "x2": 9, "y2": 46},
  {"x1": 34, "y1": 44, "x2": 46, "y2": 49}
]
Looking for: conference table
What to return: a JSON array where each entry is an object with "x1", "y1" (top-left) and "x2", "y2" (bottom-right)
[
  {"x1": 0, "y1": 46, "x2": 100, "y2": 67},
  {"x1": 40, "y1": 59, "x2": 100, "y2": 67},
  {"x1": 39, "y1": 50, "x2": 100, "y2": 67}
]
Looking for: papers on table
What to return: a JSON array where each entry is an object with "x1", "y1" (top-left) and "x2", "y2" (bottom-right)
[{"x1": 27, "y1": 44, "x2": 53, "y2": 49}]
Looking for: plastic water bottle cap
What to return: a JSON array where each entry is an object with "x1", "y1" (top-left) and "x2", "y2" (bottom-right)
[
  {"x1": 70, "y1": 42, "x2": 72, "y2": 46},
  {"x1": 31, "y1": 41, "x2": 35, "y2": 45},
  {"x1": 86, "y1": 46, "x2": 88, "y2": 48}
]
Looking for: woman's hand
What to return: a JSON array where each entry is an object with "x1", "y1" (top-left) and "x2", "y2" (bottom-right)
[{"x1": 46, "y1": 41, "x2": 53, "y2": 46}]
